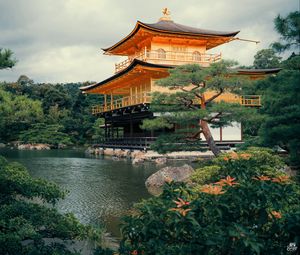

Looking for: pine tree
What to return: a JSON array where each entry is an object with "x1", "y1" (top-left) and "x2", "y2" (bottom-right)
[
  {"x1": 0, "y1": 48, "x2": 17, "y2": 69},
  {"x1": 142, "y1": 60, "x2": 255, "y2": 156}
]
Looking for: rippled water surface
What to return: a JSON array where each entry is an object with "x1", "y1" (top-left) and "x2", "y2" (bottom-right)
[{"x1": 0, "y1": 149, "x2": 158, "y2": 237}]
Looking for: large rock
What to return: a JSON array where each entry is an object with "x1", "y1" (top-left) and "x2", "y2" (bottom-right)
[
  {"x1": 155, "y1": 157, "x2": 167, "y2": 165},
  {"x1": 34, "y1": 144, "x2": 50, "y2": 150},
  {"x1": 0, "y1": 143, "x2": 6, "y2": 148},
  {"x1": 131, "y1": 151, "x2": 146, "y2": 165},
  {"x1": 145, "y1": 164, "x2": 194, "y2": 195},
  {"x1": 18, "y1": 144, "x2": 31, "y2": 150}
]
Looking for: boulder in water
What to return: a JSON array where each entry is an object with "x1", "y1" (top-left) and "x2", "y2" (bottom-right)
[{"x1": 145, "y1": 164, "x2": 194, "y2": 195}]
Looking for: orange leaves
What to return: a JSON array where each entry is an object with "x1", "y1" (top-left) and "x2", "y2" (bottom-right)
[
  {"x1": 252, "y1": 175, "x2": 271, "y2": 181},
  {"x1": 271, "y1": 175, "x2": 290, "y2": 183},
  {"x1": 173, "y1": 197, "x2": 190, "y2": 208},
  {"x1": 239, "y1": 153, "x2": 251, "y2": 160},
  {"x1": 200, "y1": 184, "x2": 225, "y2": 195},
  {"x1": 200, "y1": 176, "x2": 238, "y2": 195},
  {"x1": 223, "y1": 152, "x2": 251, "y2": 161},
  {"x1": 223, "y1": 151, "x2": 239, "y2": 161},
  {"x1": 252, "y1": 175, "x2": 290, "y2": 184},
  {"x1": 169, "y1": 208, "x2": 192, "y2": 217},
  {"x1": 269, "y1": 210, "x2": 282, "y2": 219},
  {"x1": 215, "y1": 176, "x2": 239, "y2": 187},
  {"x1": 170, "y1": 198, "x2": 191, "y2": 216}
]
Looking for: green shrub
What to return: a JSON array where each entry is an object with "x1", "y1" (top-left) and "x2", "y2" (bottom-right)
[
  {"x1": 120, "y1": 148, "x2": 300, "y2": 255},
  {"x1": 0, "y1": 156, "x2": 102, "y2": 254}
]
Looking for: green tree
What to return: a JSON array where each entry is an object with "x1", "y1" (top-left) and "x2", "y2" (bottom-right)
[
  {"x1": 241, "y1": 11, "x2": 300, "y2": 165},
  {"x1": 257, "y1": 57, "x2": 300, "y2": 165},
  {"x1": 271, "y1": 11, "x2": 300, "y2": 53},
  {"x1": 0, "y1": 156, "x2": 102, "y2": 254},
  {"x1": 92, "y1": 118, "x2": 105, "y2": 141},
  {"x1": 19, "y1": 123, "x2": 72, "y2": 147},
  {"x1": 253, "y1": 49, "x2": 281, "y2": 69},
  {"x1": 142, "y1": 61, "x2": 254, "y2": 156},
  {"x1": 0, "y1": 88, "x2": 44, "y2": 141},
  {"x1": 42, "y1": 87, "x2": 72, "y2": 112},
  {"x1": 0, "y1": 48, "x2": 17, "y2": 69}
]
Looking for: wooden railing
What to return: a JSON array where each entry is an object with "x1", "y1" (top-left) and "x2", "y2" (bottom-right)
[
  {"x1": 115, "y1": 50, "x2": 221, "y2": 73},
  {"x1": 92, "y1": 94, "x2": 261, "y2": 115},
  {"x1": 94, "y1": 137, "x2": 157, "y2": 149},
  {"x1": 92, "y1": 92, "x2": 151, "y2": 115},
  {"x1": 240, "y1": 95, "x2": 261, "y2": 106}
]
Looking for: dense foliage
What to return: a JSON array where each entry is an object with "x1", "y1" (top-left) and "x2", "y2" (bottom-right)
[
  {"x1": 0, "y1": 81, "x2": 103, "y2": 146},
  {"x1": 258, "y1": 62, "x2": 300, "y2": 165},
  {"x1": 253, "y1": 49, "x2": 281, "y2": 69},
  {"x1": 0, "y1": 88, "x2": 44, "y2": 141},
  {"x1": 120, "y1": 148, "x2": 300, "y2": 254},
  {"x1": 242, "y1": 55, "x2": 300, "y2": 166},
  {"x1": 0, "y1": 156, "x2": 102, "y2": 254},
  {"x1": 19, "y1": 123, "x2": 72, "y2": 147},
  {"x1": 141, "y1": 61, "x2": 254, "y2": 156}
]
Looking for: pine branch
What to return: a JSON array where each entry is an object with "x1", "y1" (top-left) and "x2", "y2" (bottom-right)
[
  {"x1": 205, "y1": 89, "x2": 224, "y2": 104},
  {"x1": 204, "y1": 112, "x2": 223, "y2": 122}
]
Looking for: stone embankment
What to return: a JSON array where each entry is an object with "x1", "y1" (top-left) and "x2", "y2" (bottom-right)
[
  {"x1": 17, "y1": 144, "x2": 51, "y2": 150},
  {"x1": 85, "y1": 147, "x2": 214, "y2": 164}
]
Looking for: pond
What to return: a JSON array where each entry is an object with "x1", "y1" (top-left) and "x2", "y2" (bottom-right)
[{"x1": 0, "y1": 148, "x2": 159, "y2": 237}]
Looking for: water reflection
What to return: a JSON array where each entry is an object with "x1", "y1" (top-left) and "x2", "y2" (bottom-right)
[{"x1": 0, "y1": 149, "x2": 157, "y2": 237}]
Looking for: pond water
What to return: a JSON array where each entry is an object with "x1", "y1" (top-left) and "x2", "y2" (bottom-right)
[{"x1": 0, "y1": 148, "x2": 159, "y2": 237}]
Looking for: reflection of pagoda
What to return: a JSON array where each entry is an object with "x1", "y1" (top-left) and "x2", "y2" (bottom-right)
[{"x1": 80, "y1": 9, "x2": 280, "y2": 149}]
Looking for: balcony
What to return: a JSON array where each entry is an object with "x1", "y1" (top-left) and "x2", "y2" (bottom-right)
[
  {"x1": 92, "y1": 94, "x2": 261, "y2": 115},
  {"x1": 92, "y1": 92, "x2": 152, "y2": 115},
  {"x1": 115, "y1": 50, "x2": 222, "y2": 73}
]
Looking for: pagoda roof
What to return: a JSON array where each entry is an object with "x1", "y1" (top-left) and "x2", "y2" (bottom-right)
[
  {"x1": 80, "y1": 59, "x2": 171, "y2": 93},
  {"x1": 103, "y1": 20, "x2": 240, "y2": 55},
  {"x1": 235, "y1": 68, "x2": 282, "y2": 75},
  {"x1": 142, "y1": 20, "x2": 239, "y2": 37},
  {"x1": 80, "y1": 61, "x2": 281, "y2": 94}
]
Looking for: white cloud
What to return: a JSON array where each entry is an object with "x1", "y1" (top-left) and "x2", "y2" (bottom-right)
[{"x1": 0, "y1": 0, "x2": 298, "y2": 83}]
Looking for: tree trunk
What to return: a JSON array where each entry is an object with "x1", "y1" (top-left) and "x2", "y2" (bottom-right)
[
  {"x1": 200, "y1": 93, "x2": 221, "y2": 157},
  {"x1": 201, "y1": 120, "x2": 221, "y2": 156}
]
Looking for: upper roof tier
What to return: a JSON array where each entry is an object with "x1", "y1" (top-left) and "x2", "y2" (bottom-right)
[{"x1": 103, "y1": 19, "x2": 240, "y2": 56}]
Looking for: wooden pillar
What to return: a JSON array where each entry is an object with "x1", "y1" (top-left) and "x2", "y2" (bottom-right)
[
  {"x1": 111, "y1": 121, "x2": 114, "y2": 139},
  {"x1": 110, "y1": 93, "x2": 113, "y2": 110},
  {"x1": 130, "y1": 87, "x2": 133, "y2": 105},
  {"x1": 240, "y1": 123, "x2": 243, "y2": 141},
  {"x1": 220, "y1": 127, "x2": 223, "y2": 142},
  {"x1": 135, "y1": 86, "x2": 138, "y2": 104},
  {"x1": 104, "y1": 94, "x2": 107, "y2": 111},
  {"x1": 105, "y1": 119, "x2": 108, "y2": 140},
  {"x1": 130, "y1": 116, "x2": 133, "y2": 137}
]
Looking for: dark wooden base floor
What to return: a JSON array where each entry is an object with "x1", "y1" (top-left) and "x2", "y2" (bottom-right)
[{"x1": 93, "y1": 137, "x2": 243, "y2": 151}]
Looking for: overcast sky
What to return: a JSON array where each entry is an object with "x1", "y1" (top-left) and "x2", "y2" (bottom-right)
[{"x1": 0, "y1": 0, "x2": 298, "y2": 83}]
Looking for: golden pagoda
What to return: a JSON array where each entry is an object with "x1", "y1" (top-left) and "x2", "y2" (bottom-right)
[{"x1": 80, "y1": 9, "x2": 280, "y2": 149}]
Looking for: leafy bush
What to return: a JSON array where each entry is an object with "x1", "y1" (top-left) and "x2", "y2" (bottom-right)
[
  {"x1": 120, "y1": 148, "x2": 300, "y2": 254},
  {"x1": 0, "y1": 156, "x2": 102, "y2": 255}
]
